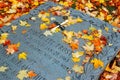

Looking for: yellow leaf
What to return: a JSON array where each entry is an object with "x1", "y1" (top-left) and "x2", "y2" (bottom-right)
[
  {"x1": 72, "y1": 64, "x2": 84, "y2": 74},
  {"x1": 20, "y1": 20, "x2": 27, "y2": 26},
  {"x1": 81, "y1": 34, "x2": 93, "y2": 40},
  {"x1": 106, "y1": 15, "x2": 112, "y2": 21},
  {"x1": 33, "y1": 1, "x2": 39, "y2": 6},
  {"x1": 97, "y1": 0, "x2": 105, "y2": 3},
  {"x1": 72, "y1": 51, "x2": 84, "y2": 58},
  {"x1": 72, "y1": 57, "x2": 80, "y2": 63},
  {"x1": 11, "y1": 25, "x2": 17, "y2": 31},
  {"x1": 16, "y1": 42, "x2": 20, "y2": 47},
  {"x1": 0, "y1": 66, "x2": 8, "y2": 72},
  {"x1": 41, "y1": 17, "x2": 50, "y2": 22},
  {"x1": 0, "y1": 33, "x2": 9, "y2": 44},
  {"x1": 76, "y1": 17, "x2": 83, "y2": 23},
  {"x1": 85, "y1": 2, "x2": 93, "y2": 8},
  {"x1": 65, "y1": 76, "x2": 71, "y2": 80},
  {"x1": 40, "y1": 23, "x2": 48, "y2": 30},
  {"x1": 17, "y1": 70, "x2": 28, "y2": 80},
  {"x1": 104, "y1": 27, "x2": 109, "y2": 32},
  {"x1": 91, "y1": 58, "x2": 104, "y2": 69},
  {"x1": 18, "y1": 52, "x2": 27, "y2": 60},
  {"x1": 57, "y1": 78, "x2": 64, "y2": 80}
]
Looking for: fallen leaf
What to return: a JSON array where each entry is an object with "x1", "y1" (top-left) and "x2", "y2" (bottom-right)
[
  {"x1": 40, "y1": 23, "x2": 48, "y2": 30},
  {"x1": 83, "y1": 44, "x2": 94, "y2": 51},
  {"x1": 6, "y1": 42, "x2": 20, "y2": 54},
  {"x1": 0, "y1": 66, "x2": 8, "y2": 72},
  {"x1": 65, "y1": 76, "x2": 71, "y2": 80},
  {"x1": 72, "y1": 57, "x2": 80, "y2": 63},
  {"x1": 19, "y1": 20, "x2": 27, "y2": 26},
  {"x1": 17, "y1": 70, "x2": 28, "y2": 80},
  {"x1": 21, "y1": 30, "x2": 27, "y2": 34},
  {"x1": 11, "y1": 25, "x2": 17, "y2": 32},
  {"x1": 70, "y1": 42, "x2": 79, "y2": 51},
  {"x1": 43, "y1": 30, "x2": 52, "y2": 36},
  {"x1": 18, "y1": 52, "x2": 27, "y2": 60},
  {"x1": 27, "y1": 70, "x2": 37, "y2": 79},
  {"x1": 72, "y1": 51, "x2": 84, "y2": 58},
  {"x1": 91, "y1": 58, "x2": 104, "y2": 69},
  {"x1": 0, "y1": 33, "x2": 9, "y2": 44},
  {"x1": 72, "y1": 64, "x2": 84, "y2": 74},
  {"x1": 81, "y1": 34, "x2": 93, "y2": 40},
  {"x1": 3, "y1": 39, "x2": 11, "y2": 46}
]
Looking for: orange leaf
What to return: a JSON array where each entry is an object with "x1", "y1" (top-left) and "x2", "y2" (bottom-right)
[
  {"x1": 92, "y1": 38, "x2": 101, "y2": 46},
  {"x1": 28, "y1": 70, "x2": 37, "y2": 79},
  {"x1": 70, "y1": 42, "x2": 79, "y2": 50}
]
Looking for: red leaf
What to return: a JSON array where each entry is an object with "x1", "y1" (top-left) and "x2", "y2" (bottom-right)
[{"x1": 3, "y1": 40, "x2": 11, "y2": 46}]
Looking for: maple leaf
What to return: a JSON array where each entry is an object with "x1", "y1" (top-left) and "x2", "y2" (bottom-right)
[
  {"x1": 72, "y1": 51, "x2": 84, "y2": 58},
  {"x1": 40, "y1": 23, "x2": 48, "y2": 30},
  {"x1": 27, "y1": 70, "x2": 37, "y2": 79},
  {"x1": 72, "y1": 64, "x2": 84, "y2": 74},
  {"x1": 3, "y1": 40, "x2": 11, "y2": 46},
  {"x1": 62, "y1": 30, "x2": 74, "y2": 39},
  {"x1": 104, "y1": 27, "x2": 109, "y2": 32},
  {"x1": 18, "y1": 52, "x2": 27, "y2": 60},
  {"x1": 11, "y1": 25, "x2": 17, "y2": 32},
  {"x1": 70, "y1": 42, "x2": 79, "y2": 51},
  {"x1": 72, "y1": 57, "x2": 80, "y2": 63},
  {"x1": 65, "y1": 76, "x2": 71, "y2": 80},
  {"x1": 19, "y1": 20, "x2": 30, "y2": 27},
  {"x1": 0, "y1": 66, "x2": 8, "y2": 72},
  {"x1": 81, "y1": 34, "x2": 93, "y2": 40},
  {"x1": 17, "y1": 70, "x2": 28, "y2": 80},
  {"x1": 6, "y1": 42, "x2": 20, "y2": 54},
  {"x1": 82, "y1": 44, "x2": 94, "y2": 51},
  {"x1": 19, "y1": 20, "x2": 27, "y2": 26},
  {"x1": 97, "y1": 0, "x2": 105, "y2": 3},
  {"x1": 0, "y1": 33, "x2": 9, "y2": 44},
  {"x1": 85, "y1": 2, "x2": 93, "y2": 8},
  {"x1": 91, "y1": 58, "x2": 104, "y2": 69},
  {"x1": 43, "y1": 30, "x2": 53, "y2": 36}
]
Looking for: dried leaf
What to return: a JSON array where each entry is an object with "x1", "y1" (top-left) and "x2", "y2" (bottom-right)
[
  {"x1": 83, "y1": 44, "x2": 94, "y2": 51},
  {"x1": 65, "y1": 76, "x2": 71, "y2": 80},
  {"x1": 27, "y1": 70, "x2": 37, "y2": 79},
  {"x1": 72, "y1": 64, "x2": 84, "y2": 74},
  {"x1": 0, "y1": 66, "x2": 8, "y2": 72},
  {"x1": 18, "y1": 52, "x2": 27, "y2": 60},
  {"x1": 17, "y1": 70, "x2": 28, "y2": 80},
  {"x1": 91, "y1": 58, "x2": 104, "y2": 69},
  {"x1": 70, "y1": 42, "x2": 79, "y2": 50},
  {"x1": 72, "y1": 57, "x2": 80, "y2": 63},
  {"x1": 72, "y1": 51, "x2": 84, "y2": 58},
  {"x1": 81, "y1": 34, "x2": 93, "y2": 40},
  {"x1": 40, "y1": 23, "x2": 48, "y2": 30},
  {"x1": 43, "y1": 30, "x2": 52, "y2": 36},
  {"x1": 20, "y1": 20, "x2": 27, "y2": 26},
  {"x1": 6, "y1": 42, "x2": 20, "y2": 54},
  {"x1": 0, "y1": 33, "x2": 9, "y2": 44}
]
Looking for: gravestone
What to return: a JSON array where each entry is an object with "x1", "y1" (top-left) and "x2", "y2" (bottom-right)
[{"x1": 0, "y1": 1, "x2": 120, "y2": 80}]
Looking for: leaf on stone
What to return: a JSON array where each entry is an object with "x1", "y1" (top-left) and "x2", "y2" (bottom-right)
[
  {"x1": 0, "y1": 66, "x2": 8, "y2": 72},
  {"x1": 91, "y1": 58, "x2": 104, "y2": 69},
  {"x1": 72, "y1": 64, "x2": 84, "y2": 74},
  {"x1": 17, "y1": 70, "x2": 28, "y2": 80},
  {"x1": 27, "y1": 70, "x2": 37, "y2": 79},
  {"x1": 18, "y1": 52, "x2": 27, "y2": 60}
]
